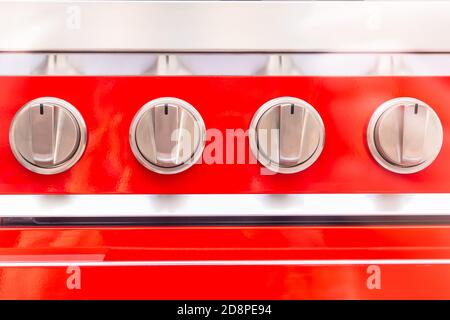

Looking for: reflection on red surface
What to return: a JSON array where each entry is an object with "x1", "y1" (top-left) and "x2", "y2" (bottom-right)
[
  {"x1": 1, "y1": 76, "x2": 450, "y2": 193},
  {"x1": 0, "y1": 226, "x2": 450, "y2": 299}
]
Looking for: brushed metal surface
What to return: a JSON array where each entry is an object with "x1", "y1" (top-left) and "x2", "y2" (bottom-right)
[
  {"x1": 250, "y1": 97, "x2": 325, "y2": 174},
  {"x1": 9, "y1": 97, "x2": 87, "y2": 175},
  {"x1": 0, "y1": 1, "x2": 449, "y2": 52},
  {"x1": 368, "y1": 97, "x2": 443, "y2": 174},
  {"x1": 130, "y1": 97, "x2": 206, "y2": 174}
]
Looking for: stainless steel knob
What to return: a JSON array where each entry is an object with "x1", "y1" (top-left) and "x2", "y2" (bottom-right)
[
  {"x1": 129, "y1": 97, "x2": 206, "y2": 174},
  {"x1": 367, "y1": 97, "x2": 443, "y2": 174},
  {"x1": 9, "y1": 97, "x2": 87, "y2": 175},
  {"x1": 249, "y1": 97, "x2": 325, "y2": 174}
]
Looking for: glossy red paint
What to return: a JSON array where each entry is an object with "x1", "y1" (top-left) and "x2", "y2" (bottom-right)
[
  {"x1": 1, "y1": 226, "x2": 450, "y2": 299},
  {"x1": 1, "y1": 76, "x2": 450, "y2": 194}
]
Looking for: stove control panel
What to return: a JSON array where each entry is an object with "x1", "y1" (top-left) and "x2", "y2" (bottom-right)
[
  {"x1": 9, "y1": 97, "x2": 87, "y2": 175},
  {"x1": 129, "y1": 97, "x2": 206, "y2": 174},
  {"x1": 367, "y1": 97, "x2": 443, "y2": 174},
  {"x1": 249, "y1": 97, "x2": 325, "y2": 174},
  {"x1": 1, "y1": 76, "x2": 449, "y2": 194}
]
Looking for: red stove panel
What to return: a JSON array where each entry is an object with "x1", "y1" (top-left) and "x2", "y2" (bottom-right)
[
  {"x1": 1, "y1": 76, "x2": 450, "y2": 194},
  {"x1": 1, "y1": 226, "x2": 450, "y2": 299}
]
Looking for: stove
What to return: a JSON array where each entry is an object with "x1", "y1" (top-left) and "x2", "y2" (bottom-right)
[{"x1": 0, "y1": 0, "x2": 450, "y2": 299}]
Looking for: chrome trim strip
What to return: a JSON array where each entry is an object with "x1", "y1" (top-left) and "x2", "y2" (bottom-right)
[
  {"x1": 0, "y1": 1, "x2": 449, "y2": 52},
  {"x1": 3, "y1": 53, "x2": 450, "y2": 76},
  {"x1": 1, "y1": 194, "x2": 450, "y2": 217}
]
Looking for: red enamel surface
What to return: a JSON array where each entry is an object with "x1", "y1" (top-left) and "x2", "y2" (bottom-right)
[
  {"x1": 1, "y1": 76, "x2": 450, "y2": 194},
  {"x1": 1, "y1": 226, "x2": 450, "y2": 299}
]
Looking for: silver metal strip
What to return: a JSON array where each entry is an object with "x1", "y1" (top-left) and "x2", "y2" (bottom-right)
[
  {"x1": 0, "y1": 259, "x2": 450, "y2": 267},
  {"x1": 0, "y1": 1, "x2": 450, "y2": 53},
  {"x1": 5, "y1": 53, "x2": 450, "y2": 76},
  {"x1": 1, "y1": 194, "x2": 450, "y2": 217}
]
